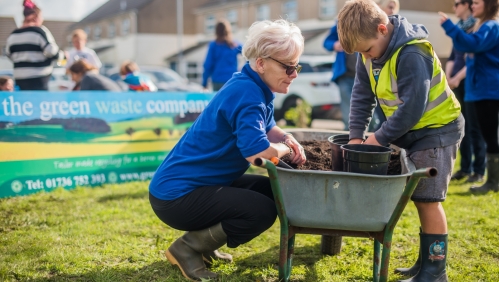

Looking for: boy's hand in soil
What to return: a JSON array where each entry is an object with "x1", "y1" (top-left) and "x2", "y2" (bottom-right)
[
  {"x1": 363, "y1": 134, "x2": 381, "y2": 146},
  {"x1": 348, "y1": 138, "x2": 363, "y2": 144}
]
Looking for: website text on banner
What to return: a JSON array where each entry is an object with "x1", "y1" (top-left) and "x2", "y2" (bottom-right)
[{"x1": 0, "y1": 91, "x2": 215, "y2": 198}]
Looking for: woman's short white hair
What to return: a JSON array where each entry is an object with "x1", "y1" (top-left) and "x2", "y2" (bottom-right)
[{"x1": 243, "y1": 19, "x2": 304, "y2": 66}]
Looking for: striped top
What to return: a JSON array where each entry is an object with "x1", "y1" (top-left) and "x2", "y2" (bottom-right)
[{"x1": 5, "y1": 25, "x2": 62, "y2": 80}]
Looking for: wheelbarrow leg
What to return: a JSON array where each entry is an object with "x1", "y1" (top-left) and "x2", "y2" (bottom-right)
[
  {"x1": 286, "y1": 234, "x2": 296, "y2": 281},
  {"x1": 373, "y1": 239, "x2": 381, "y2": 282},
  {"x1": 379, "y1": 236, "x2": 393, "y2": 282},
  {"x1": 278, "y1": 233, "x2": 289, "y2": 282}
]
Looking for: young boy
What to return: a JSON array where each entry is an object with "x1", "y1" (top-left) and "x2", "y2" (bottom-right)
[
  {"x1": 337, "y1": 0, "x2": 464, "y2": 281},
  {"x1": 0, "y1": 76, "x2": 14, "y2": 92},
  {"x1": 65, "y1": 29, "x2": 102, "y2": 72}
]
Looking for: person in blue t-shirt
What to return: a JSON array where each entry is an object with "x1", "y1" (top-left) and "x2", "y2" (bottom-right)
[
  {"x1": 442, "y1": 0, "x2": 486, "y2": 184},
  {"x1": 323, "y1": 0, "x2": 399, "y2": 131},
  {"x1": 202, "y1": 19, "x2": 243, "y2": 91},
  {"x1": 149, "y1": 19, "x2": 307, "y2": 281},
  {"x1": 440, "y1": 0, "x2": 499, "y2": 194}
]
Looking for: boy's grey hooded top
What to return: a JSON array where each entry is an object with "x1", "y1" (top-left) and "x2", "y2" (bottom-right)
[{"x1": 350, "y1": 15, "x2": 464, "y2": 152}]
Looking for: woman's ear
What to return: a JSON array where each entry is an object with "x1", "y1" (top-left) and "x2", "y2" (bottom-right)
[{"x1": 255, "y1": 57, "x2": 265, "y2": 74}]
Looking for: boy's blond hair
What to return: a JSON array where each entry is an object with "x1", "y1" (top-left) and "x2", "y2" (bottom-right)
[
  {"x1": 337, "y1": 0, "x2": 389, "y2": 54},
  {"x1": 72, "y1": 29, "x2": 87, "y2": 40}
]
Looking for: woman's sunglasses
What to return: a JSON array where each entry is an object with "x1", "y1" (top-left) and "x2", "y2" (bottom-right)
[{"x1": 268, "y1": 57, "x2": 302, "y2": 75}]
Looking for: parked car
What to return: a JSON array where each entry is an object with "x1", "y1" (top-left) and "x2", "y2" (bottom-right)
[
  {"x1": 273, "y1": 54, "x2": 341, "y2": 124},
  {"x1": 49, "y1": 67, "x2": 74, "y2": 91},
  {"x1": 106, "y1": 66, "x2": 204, "y2": 92}
]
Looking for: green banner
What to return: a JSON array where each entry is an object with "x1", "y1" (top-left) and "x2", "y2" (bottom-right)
[{"x1": 0, "y1": 91, "x2": 214, "y2": 198}]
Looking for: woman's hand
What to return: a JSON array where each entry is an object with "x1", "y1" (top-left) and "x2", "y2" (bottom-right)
[
  {"x1": 448, "y1": 76, "x2": 460, "y2": 89},
  {"x1": 438, "y1": 12, "x2": 449, "y2": 25},
  {"x1": 284, "y1": 138, "x2": 306, "y2": 166},
  {"x1": 333, "y1": 41, "x2": 344, "y2": 52}
]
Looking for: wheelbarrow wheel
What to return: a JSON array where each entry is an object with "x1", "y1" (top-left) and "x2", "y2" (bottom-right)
[{"x1": 320, "y1": 235, "x2": 342, "y2": 255}]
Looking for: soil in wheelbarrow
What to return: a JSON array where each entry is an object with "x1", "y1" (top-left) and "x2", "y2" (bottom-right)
[{"x1": 286, "y1": 140, "x2": 402, "y2": 175}]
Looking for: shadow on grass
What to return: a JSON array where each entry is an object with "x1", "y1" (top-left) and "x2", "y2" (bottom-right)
[
  {"x1": 97, "y1": 190, "x2": 148, "y2": 202},
  {"x1": 234, "y1": 243, "x2": 324, "y2": 281},
  {"x1": 25, "y1": 261, "x2": 186, "y2": 282},
  {"x1": 24, "y1": 244, "x2": 326, "y2": 282}
]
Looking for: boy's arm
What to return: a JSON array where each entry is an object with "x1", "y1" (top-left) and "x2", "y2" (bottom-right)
[
  {"x1": 323, "y1": 25, "x2": 338, "y2": 51},
  {"x1": 442, "y1": 19, "x2": 499, "y2": 53},
  {"x1": 349, "y1": 55, "x2": 377, "y2": 140},
  {"x1": 373, "y1": 45, "x2": 433, "y2": 146}
]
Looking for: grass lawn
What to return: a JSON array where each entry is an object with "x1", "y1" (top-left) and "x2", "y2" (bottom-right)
[{"x1": 1, "y1": 166, "x2": 499, "y2": 281}]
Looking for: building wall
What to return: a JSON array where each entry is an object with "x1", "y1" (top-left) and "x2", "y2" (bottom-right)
[
  {"x1": 137, "y1": 0, "x2": 211, "y2": 34},
  {"x1": 400, "y1": 0, "x2": 454, "y2": 13}
]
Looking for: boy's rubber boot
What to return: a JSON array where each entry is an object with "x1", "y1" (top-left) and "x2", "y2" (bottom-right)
[
  {"x1": 399, "y1": 233, "x2": 448, "y2": 282},
  {"x1": 470, "y1": 153, "x2": 499, "y2": 194},
  {"x1": 165, "y1": 223, "x2": 227, "y2": 281},
  {"x1": 394, "y1": 227, "x2": 422, "y2": 277}
]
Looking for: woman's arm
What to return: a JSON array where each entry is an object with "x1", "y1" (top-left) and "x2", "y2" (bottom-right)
[
  {"x1": 441, "y1": 16, "x2": 499, "y2": 53},
  {"x1": 202, "y1": 43, "x2": 215, "y2": 88}
]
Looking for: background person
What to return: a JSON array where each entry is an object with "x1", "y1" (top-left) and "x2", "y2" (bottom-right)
[
  {"x1": 148, "y1": 19, "x2": 306, "y2": 281},
  {"x1": 5, "y1": 0, "x2": 64, "y2": 91},
  {"x1": 323, "y1": 0, "x2": 399, "y2": 131},
  {"x1": 338, "y1": 0, "x2": 464, "y2": 280},
  {"x1": 65, "y1": 29, "x2": 102, "y2": 72},
  {"x1": 69, "y1": 60, "x2": 121, "y2": 91},
  {"x1": 119, "y1": 61, "x2": 157, "y2": 92},
  {"x1": 202, "y1": 19, "x2": 243, "y2": 91},
  {"x1": 0, "y1": 77, "x2": 14, "y2": 92},
  {"x1": 443, "y1": 0, "x2": 486, "y2": 184},
  {"x1": 440, "y1": 0, "x2": 499, "y2": 194}
]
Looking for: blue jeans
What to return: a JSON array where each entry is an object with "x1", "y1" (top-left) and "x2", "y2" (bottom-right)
[{"x1": 336, "y1": 76, "x2": 355, "y2": 130}]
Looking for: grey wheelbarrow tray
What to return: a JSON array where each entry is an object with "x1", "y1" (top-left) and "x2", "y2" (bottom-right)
[{"x1": 253, "y1": 130, "x2": 437, "y2": 282}]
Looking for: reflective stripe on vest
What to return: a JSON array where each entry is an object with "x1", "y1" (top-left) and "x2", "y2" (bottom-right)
[{"x1": 362, "y1": 39, "x2": 461, "y2": 130}]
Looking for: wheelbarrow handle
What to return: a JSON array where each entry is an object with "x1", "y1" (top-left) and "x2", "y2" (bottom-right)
[{"x1": 414, "y1": 167, "x2": 438, "y2": 178}]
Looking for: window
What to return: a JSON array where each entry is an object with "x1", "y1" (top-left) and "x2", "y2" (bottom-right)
[
  {"x1": 319, "y1": 0, "x2": 337, "y2": 18},
  {"x1": 84, "y1": 26, "x2": 91, "y2": 36},
  {"x1": 205, "y1": 14, "x2": 215, "y2": 34},
  {"x1": 256, "y1": 4, "x2": 270, "y2": 21},
  {"x1": 121, "y1": 18, "x2": 130, "y2": 36},
  {"x1": 108, "y1": 22, "x2": 116, "y2": 38},
  {"x1": 226, "y1": 9, "x2": 238, "y2": 31},
  {"x1": 93, "y1": 25, "x2": 102, "y2": 40},
  {"x1": 186, "y1": 62, "x2": 200, "y2": 81},
  {"x1": 282, "y1": 0, "x2": 298, "y2": 22}
]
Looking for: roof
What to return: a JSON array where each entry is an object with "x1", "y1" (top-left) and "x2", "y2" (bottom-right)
[
  {"x1": 43, "y1": 20, "x2": 75, "y2": 49},
  {"x1": 78, "y1": 0, "x2": 154, "y2": 24},
  {"x1": 165, "y1": 41, "x2": 210, "y2": 61}
]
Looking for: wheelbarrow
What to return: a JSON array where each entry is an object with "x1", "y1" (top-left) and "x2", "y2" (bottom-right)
[{"x1": 254, "y1": 130, "x2": 437, "y2": 282}]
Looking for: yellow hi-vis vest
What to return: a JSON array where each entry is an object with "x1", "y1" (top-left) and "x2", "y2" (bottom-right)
[{"x1": 362, "y1": 39, "x2": 461, "y2": 130}]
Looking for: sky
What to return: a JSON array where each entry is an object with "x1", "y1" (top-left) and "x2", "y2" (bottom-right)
[{"x1": 0, "y1": 0, "x2": 108, "y2": 25}]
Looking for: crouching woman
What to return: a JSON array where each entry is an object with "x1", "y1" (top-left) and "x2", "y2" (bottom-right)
[{"x1": 148, "y1": 19, "x2": 307, "y2": 281}]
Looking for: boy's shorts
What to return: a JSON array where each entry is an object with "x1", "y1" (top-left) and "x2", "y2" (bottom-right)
[{"x1": 408, "y1": 143, "x2": 459, "y2": 202}]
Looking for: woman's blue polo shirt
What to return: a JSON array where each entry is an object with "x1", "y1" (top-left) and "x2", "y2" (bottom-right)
[{"x1": 149, "y1": 63, "x2": 276, "y2": 200}]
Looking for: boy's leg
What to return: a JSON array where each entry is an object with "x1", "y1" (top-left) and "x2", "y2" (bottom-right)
[
  {"x1": 414, "y1": 202, "x2": 447, "y2": 234},
  {"x1": 398, "y1": 145, "x2": 458, "y2": 281}
]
